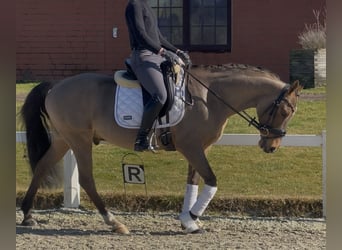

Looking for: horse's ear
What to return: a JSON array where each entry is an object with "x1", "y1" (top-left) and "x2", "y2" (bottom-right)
[{"x1": 288, "y1": 80, "x2": 303, "y2": 96}]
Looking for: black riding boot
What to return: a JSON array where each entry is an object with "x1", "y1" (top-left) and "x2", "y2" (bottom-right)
[{"x1": 134, "y1": 95, "x2": 163, "y2": 151}]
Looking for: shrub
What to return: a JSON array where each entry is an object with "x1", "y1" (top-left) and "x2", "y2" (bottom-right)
[{"x1": 298, "y1": 9, "x2": 326, "y2": 50}]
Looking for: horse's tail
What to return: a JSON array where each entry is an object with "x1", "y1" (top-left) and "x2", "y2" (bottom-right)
[{"x1": 21, "y1": 81, "x2": 63, "y2": 189}]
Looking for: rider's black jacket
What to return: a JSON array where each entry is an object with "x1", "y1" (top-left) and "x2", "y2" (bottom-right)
[{"x1": 125, "y1": 0, "x2": 177, "y2": 54}]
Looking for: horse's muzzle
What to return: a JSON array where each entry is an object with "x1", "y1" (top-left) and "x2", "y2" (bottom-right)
[{"x1": 258, "y1": 137, "x2": 282, "y2": 153}]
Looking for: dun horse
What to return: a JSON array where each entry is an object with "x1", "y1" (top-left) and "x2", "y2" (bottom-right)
[{"x1": 20, "y1": 62, "x2": 302, "y2": 234}]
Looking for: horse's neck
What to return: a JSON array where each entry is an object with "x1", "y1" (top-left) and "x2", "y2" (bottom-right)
[{"x1": 210, "y1": 77, "x2": 284, "y2": 114}]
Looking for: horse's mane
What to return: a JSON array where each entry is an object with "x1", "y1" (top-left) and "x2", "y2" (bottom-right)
[{"x1": 192, "y1": 63, "x2": 280, "y2": 80}]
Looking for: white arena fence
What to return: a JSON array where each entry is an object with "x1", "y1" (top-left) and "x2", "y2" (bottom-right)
[{"x1": 16, "y1": 131, "x2": 326, "y2": 217}]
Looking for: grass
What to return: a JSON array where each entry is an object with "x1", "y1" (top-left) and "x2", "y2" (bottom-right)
[
  {"x1": 92, "y1": 144, "x2": 323, "y2": 198},
  {"x1": 16, "y1": 83, "x2": 326, "y2": 202},
  {"x1": 223, "y1": 86, "x2": 326, "y2": 135}
]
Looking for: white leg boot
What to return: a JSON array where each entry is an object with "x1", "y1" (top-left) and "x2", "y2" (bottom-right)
[
  {"x1": 181, "y1": 184, "x2": 198, "y2": 213},
  {"x1": 179, "y1": 184, "x2": 217, "y2": 233}
]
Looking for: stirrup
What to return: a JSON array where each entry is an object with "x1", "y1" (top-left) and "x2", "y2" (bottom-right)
[
  {"x1": 134, "y1": 140, "x2": 149, "y2": 152},
  {"x1": 134, "y1": 131, "x2": 158, "y2": 153},
  {"x1": 134, "y1": 141, "x2": 157, "y2": 152}
]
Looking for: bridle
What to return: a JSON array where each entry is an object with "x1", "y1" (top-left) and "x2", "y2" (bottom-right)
[
  {"x1": 255, "y1": 86, "x2": 296, "y2": 139},
  {"x1": 183, "y1": 68, "x2": 295, "y2": 139}
]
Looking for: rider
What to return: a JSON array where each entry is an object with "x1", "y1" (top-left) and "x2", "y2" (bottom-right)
[{"x1": 125, "y1": 0, "x2": 190, "y2": 152}]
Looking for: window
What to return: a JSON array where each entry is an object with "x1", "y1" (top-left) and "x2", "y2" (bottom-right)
[{"x1": 148, "y1": 0, "x2": 231, "y2": 52}]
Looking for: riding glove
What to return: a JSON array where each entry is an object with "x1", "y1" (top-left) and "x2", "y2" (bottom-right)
[
  {"x1": 161, "y1": 50, "x2": 179, "y2": 64},
  {"x1": 176, "y1": 50, "x2": 191, "y2": 66}
]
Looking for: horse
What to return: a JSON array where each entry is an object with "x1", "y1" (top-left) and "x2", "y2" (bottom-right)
[{"x1": 20, "y1": 62, "x2": 303, "y2": 234}]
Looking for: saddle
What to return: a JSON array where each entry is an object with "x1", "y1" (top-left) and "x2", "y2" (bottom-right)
[
  {"x1": 114, "y1": 59, "x2": 186, "y2": 131},
  {"x1": 115, "y1": 59, "x2": 178, "y2": 117}
]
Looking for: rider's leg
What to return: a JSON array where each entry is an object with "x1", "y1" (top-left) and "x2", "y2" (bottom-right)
[
  {"x1": 130, "y1": 50, "x2": 167, "y2": 151},
  {"x1": 134, "y1": 94, "x2": 163, "y2": 151}
]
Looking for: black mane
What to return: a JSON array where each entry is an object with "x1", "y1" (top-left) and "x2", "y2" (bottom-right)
[{"x1": 192, "y1": 63, "x2": 280, "y2": 80}]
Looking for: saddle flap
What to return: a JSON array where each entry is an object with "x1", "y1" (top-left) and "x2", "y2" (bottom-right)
[{"x1": 160, "y1": 61, "x2": 178, "y2": 117}]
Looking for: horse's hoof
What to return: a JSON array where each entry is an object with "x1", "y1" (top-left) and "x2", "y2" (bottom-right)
[
  {"x1": 179, "y1": 212, "x2": 201, "y2": 234},
  {"x1": 196, "y1": 219, "x2": 203, "y2": 228},
  {"x1": 113, "y1": 224, "x2": 130, "y2": 235},
  {"x1": 189, "y1": 228, "x2": 206, "y2": 234},
  {"x1": 181, "y1": 223, "x2": 206, "y2": 234},
  {"x1": 181, "y1": 218, "x2": 203, "y2": 229},
  {"x1": 21, "y1": 218, "x2": 38, "y2": 226}
]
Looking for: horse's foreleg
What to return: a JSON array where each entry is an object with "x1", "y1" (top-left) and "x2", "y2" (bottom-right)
[
  {"x1": 178, "y1": 148, "x2": 217, "y2": 233},
  {"x1": 181, "y1": 164, "x2": 207, "y2": 230},
  {"x1": 181, "y1": 164, "x2": 200, "y2": 213},
  {"x1": 68, "y1": 136, "x2": 129, "y2": 234},
  {"x1": 21, "y1": 137, "x2": 69, "y2": 226}
]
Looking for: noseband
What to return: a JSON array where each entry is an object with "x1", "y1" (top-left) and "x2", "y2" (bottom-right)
[
  {"x1": 256, "y1": 86, "x2": 295, "y2": 139},
  {"x1": 184, "y1": 68, "x2": 294, "y2": 139}
]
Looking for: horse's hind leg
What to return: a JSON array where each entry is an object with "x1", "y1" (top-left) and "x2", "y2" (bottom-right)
[
  {"x1": 64, "y1": 132, "x2": 129, "y2": 234},
  {"x1": 21, "y1": 136, "x2": 69, "y2": 226}
]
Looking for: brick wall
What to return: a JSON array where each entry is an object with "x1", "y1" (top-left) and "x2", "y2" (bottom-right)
[
  {"x1": 190, "y1": 0, "x2": 326, "y2": 82},
  {"x1": 16, "y1": 0, "x2": 126, "y2": 81},
  {"x1": 16, "y1": 0, "x2": 326, "y2": 82}
]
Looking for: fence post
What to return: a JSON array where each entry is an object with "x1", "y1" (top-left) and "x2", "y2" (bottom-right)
[
  {"x1": 63, "y1": 150, "x2": 80, "y2": 208},
  {"x1": 322, "y1": 130, "x2": 326, "y2": 218}
]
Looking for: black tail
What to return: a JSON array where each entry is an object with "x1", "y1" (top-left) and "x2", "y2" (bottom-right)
[{"x1": 21, "y1": 82, "x2": 63, "y2": 188}]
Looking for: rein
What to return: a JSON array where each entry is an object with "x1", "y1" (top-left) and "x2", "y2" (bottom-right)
[{"x1": 183, "y1": 68, "x2": 289, "y2": 138}]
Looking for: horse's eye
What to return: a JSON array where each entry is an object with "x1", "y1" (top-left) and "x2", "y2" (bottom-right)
[{"x1": 280, "y1": 108, "x2": 290, "y2": 117}]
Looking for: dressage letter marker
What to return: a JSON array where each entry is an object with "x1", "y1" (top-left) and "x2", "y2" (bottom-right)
[
  {"x1": 123, "y1": 164, "x2": 145, "y2": 184},
  {"x1": 121, "y1": 153, "x2": 148, "y2": 209}
]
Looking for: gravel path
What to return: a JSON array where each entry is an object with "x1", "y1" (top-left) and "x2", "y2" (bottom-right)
[{"x1": 16, "y1": 208, "x2": 325, "y2": 249}]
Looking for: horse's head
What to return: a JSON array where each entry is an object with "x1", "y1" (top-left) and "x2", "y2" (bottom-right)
[{"x1": 257, "y1": 80, "x2": 303, "y2": 153}]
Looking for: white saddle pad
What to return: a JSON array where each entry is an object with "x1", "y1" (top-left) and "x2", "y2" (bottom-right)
[{"x1": 114, "y1": 71, "x2": 186, "y2": 129}]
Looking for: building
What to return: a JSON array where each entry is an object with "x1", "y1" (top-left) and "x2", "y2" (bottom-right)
[{"x1": 16, "y1": 0, "x2": 326, "y2": 82}]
